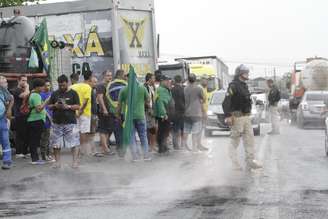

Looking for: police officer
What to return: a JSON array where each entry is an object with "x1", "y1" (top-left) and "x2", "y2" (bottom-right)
[
  {"x1": 267, "y1": 79, "x2": 281, "y2": 134},
  {"x1": 222, "y1": 64, "x2": 262, "y2": 171}
]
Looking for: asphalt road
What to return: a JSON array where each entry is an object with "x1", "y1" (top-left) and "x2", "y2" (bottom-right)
[{"x1": 1, "y1": 122, "x2": 328, "y2": 219}]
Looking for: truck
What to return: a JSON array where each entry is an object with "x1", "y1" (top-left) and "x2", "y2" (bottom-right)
[
  {"x1": 175, "y1": 56, "x2": 231, "y2": 91},
  {"x1": 0, "y1": 0, "x2": 157, "y2": 86},
  {"x1": 158, "y1": 61, "x2": 189, "y2": 82},
  {"x1": 289, "y1": 57, "x2": 328, "y2": 127}
]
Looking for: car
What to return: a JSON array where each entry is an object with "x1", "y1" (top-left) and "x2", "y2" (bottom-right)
[
  {"x1": 205, "y1": 90, "x2": 262, "y2": 136},
  {"x1": 251, "y1": 92, "x2": 269, "y2": 122},
  {"x1": 296, "y1": 91, "x2": 328, "y2": 128}
]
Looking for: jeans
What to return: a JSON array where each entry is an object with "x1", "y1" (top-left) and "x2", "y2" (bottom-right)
[
  {"x1": 0, "y1": 118, "x2": 12, "y2": 165},
  {"x1": 157, "y1": 118, "x2": 171, "y2": 153},
  {"x1": 108, "y1": 115, "x2": 123, "y2": 155},
  {"x1": 40, "y1": 128, "x2": 50, "y2": 157},
  {"x1": 172, "y1": 116, "x2": 184, "y2": 149},
  {"x1": 130, "y1": 119, "x2": 149, "y2": 159},
  {"x1": 14, "y1": 116, "x2": 28, "y2": 155},
  {"x1": 27, "y1": 120, "x2": 44, "y2": 162}
]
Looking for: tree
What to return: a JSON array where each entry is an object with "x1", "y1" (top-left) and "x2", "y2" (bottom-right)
[{"x1": 0, "y1": 0, "x2": 45, "y2": 7}]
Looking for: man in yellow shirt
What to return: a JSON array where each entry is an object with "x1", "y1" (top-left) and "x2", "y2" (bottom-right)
[{"x1": 71, "y1": 71, "x2": 93, "y2": 155}]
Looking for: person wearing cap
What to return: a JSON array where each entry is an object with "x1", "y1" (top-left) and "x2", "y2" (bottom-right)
[
  {"x1": 154, "y1": 75, "x2": 173, "y2": 154},
  {"x1": 267, "y1": 79, "x2": 281, "y2": 135},
  {"x1": 222, "y1": 64, "x2": 262, "y2": 171}
]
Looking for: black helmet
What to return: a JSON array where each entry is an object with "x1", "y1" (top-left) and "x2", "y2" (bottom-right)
[{"x1": 235, "y1": 64, "x2": 250, "y2": 77}]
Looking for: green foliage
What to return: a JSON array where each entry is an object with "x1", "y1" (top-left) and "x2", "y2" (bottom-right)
[{"x1": 0, "y1": 0, "x2": 45, "y2": 7}]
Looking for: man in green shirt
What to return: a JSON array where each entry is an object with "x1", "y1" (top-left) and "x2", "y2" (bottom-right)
[
  {"x1": 154, "y1": 75, "x2": 173, "y2": 154},
  {"x1": 118, "y1": 79, "x2": 151, "y2": 161},
  {"x1": 27, "y1": 78, "x2": 48, "y2": 164}
]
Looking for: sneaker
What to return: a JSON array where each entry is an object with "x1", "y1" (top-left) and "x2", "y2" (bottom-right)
[
  {"x1": 104, "y1": 150, "x2": 116, "y2": 156},
  {"x1": 46, "y1": 156, "x2": 55, "y2": 163},
  {"x1": 144, "y1": 157, "x2": 152, "y2": 161},
  {"x1": 198, "y1": 145, "x2": 209, "y2": 151},
  {"x1": 93, "y1": 152, "x2": 105, "y2": 157},
  {"x1": 248, "y1": 160, "x2": 263, "y2": 170},
  {"x1": 31, "y1": 160, "x2": 46, "y2": 165},
  {"x1": 16, "y1": 154, "x2": 25, "y2": 159},
  {"x1": 24, "y1": 154, "x2": 31, "y2": 159},
  {"x1": 1, "y1": 164, "x2": 11, "y2": 170},
  {"x1": 132, "y1": 158, "x2": 142, "y2": 162}
]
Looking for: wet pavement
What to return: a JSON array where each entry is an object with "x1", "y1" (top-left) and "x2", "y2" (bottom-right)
[{"x1": 1, "y1": 123, "x2": 328, "y2": 218}]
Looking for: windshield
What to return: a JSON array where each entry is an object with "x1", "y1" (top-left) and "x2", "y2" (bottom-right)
[
  {"x1": 161, "y1": 69, "x2": 185, "y2": 80},
  {"x1": 211, "y1": 92, "x2": 225, "y2": 104}
]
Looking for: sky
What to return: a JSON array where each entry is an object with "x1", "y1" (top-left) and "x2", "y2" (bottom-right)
[{"x1": 29, "y1": 0, "x2": 328, "y2": 77}]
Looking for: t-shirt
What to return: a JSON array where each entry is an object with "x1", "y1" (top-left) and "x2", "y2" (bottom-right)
[
  {"x1": 28, "y1": 92, "x2": 46, "y2": 122},
  {"x1": 96, "y1": 83, "x2": 110, "y2": 113},
  {"x1": 119, "y1": 83, "x2": 149, "y2": 120},
  {"x1": 171, "y1": 84, "x2": 185, "y2": 116},
  {"x1": 49, "y1": 89, "x2": 80, "y2": 125},
  {"x1": 71, "y1": 83, "x2": 92, "y2": 117},
  {"x1": 184, "y1": 84, "x2": 204, "y2": 118},
  {"x1": 11, "y1": 87, "x2": 24, "y2": 117},
  {"x1": 40, "y1": 91, "x2": 52, "y2": 128}
]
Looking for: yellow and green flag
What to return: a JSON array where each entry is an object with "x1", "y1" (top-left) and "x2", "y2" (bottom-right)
[{"x1": 31, "y1": 18, "x2": 51, "y2": 73}]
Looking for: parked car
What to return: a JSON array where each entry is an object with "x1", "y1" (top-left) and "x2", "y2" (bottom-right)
[
  {"x1": 251, "y1": 92, "x2": 269, "y2": 122},
  {"x1": 205, "y1": 90, "x2": 261, "y2": 136},
  {"x1": 296, "y1": 91, "x2": 328, "y2": 128}
]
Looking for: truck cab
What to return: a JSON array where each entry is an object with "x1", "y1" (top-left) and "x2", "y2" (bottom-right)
[{"x1": 158, "y1": 61, "x2": 189, "y2": 82}]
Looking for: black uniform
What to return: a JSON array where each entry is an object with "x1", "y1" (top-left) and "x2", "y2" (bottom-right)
[
  {"x1": 268, "y1": 85, "x2": 281, "y2": 106},
  {"x1": 222, "y1": 79, "x2": 252, "y2": 117}
]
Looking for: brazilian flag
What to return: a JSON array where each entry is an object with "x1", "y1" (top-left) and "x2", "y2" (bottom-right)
[
  {"x1": 31, "y1": 18, "x2": 51, "y2": 73},
  {"x1": 122, "y1": 65, "x2": 138, "y2": 148}
]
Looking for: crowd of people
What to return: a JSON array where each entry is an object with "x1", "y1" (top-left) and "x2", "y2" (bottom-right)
[{"x1": 0, "y1": 69, "x2": 211, "y2": 170}]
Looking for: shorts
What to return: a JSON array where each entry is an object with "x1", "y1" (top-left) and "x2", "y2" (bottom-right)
[
  {"x1": 77, "y1": 115, "x2": 91, "y2": 134},
  {"x1": 97, "y1": 114, "x2": 115, "y2": 134},
  {"x1": 184, "y1": 118, "x2": 202, "y2": 134},
  {"x1": 50, "y1": 124, "x2": 80, "y2": 149}
]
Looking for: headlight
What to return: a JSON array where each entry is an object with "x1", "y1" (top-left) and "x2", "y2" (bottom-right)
[{"x1": 207, "y1": 110, "x2": 214, "y2": 116}]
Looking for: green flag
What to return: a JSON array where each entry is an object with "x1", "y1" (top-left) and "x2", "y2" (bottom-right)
[
  {"x1": 32, "y1": 18, "x2": 51, "y2": 73},
  {"x1": 122, "y1": 65, "x2": 138, "y2": 148}
]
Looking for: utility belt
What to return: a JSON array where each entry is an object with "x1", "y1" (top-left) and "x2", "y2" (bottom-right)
[{"x1": 232, "y1": 111, "x2": 251, "y2": 117}]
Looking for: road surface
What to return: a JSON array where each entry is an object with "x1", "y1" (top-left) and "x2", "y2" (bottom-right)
[{"x1": 1, "y1": 123, "x2": 328, "y2": 219}]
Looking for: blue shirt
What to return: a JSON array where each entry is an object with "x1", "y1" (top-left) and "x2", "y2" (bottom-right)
[{"x1": 40, "y1": 91, "x2": 52, "y2": 128}]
